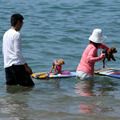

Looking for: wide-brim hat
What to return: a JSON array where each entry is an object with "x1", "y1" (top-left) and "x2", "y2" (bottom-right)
[{"x1": 88, "y1": 29, "x2": 107, "y2": 43}]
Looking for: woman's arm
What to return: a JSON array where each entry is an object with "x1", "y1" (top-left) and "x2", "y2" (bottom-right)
[
  {"x1": 99, "y1": 43, "x2": 109, "y2": 50},
  {"x1": 87, "y1": 47, "x2": 105, "y2": 63}
]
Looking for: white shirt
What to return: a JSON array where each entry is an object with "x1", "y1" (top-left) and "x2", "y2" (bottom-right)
[{"x1": 2, "y1": 29, "x2": 26, "y2": 68}]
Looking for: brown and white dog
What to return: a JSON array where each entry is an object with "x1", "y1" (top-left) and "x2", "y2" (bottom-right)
[{"x1": 103, "y1": 46, "x2": 117, "y2": 68}]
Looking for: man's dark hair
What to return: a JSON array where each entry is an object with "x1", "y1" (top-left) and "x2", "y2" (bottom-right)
[{"x1": 11, "y1": 14, "x2": 24, "y2": 27}]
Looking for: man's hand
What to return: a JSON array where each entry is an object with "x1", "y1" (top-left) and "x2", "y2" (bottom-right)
[{"x1": 24, "y1": 63, "x2": 33, "y2": 75}]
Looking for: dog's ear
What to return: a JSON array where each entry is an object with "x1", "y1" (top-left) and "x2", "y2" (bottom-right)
[
  {"x1": 113, "y1": 47, "x2": 117, "y2": 53},
  {"x1": 107, "y1": 47, "x2": 112, "y2": 54},
  {"x1": 58, "y1": 59, "x2": 64, "y2": 65},
  {"x1": 107, "y1": 46, "x2": 117, "y2": 54}
]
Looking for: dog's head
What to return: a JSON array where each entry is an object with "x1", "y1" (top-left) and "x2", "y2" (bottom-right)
[
  {"x1": 107, "y1": 47, "x2": 117, "y2": 54},
  {"x1": 58, "y1": 59, "x2": 65, "y2": 65}
]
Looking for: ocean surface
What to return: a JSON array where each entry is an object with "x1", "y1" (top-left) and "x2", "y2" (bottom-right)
[{"x1": 0, "y1": 0, "x2": 120, "y2": 120}]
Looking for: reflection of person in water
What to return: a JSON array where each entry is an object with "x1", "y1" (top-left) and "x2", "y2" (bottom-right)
[
  {"x1": 75, "y1": 80, "x2": 95, "y2": 97},
  {"x1": 79, "y1": 103, "x2": 96, "y2": 114},
  {"x1": 75, "y1": 79, "x2": 114, "y2": 114},
  {"x1": 1, "y1": 86, "x2": 33, "y2": 118},
  {"x1": 75, "y1": 79, "x2": 96, "y2": 114}
]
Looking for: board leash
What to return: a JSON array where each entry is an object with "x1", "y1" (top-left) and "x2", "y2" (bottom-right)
[
  {"x1": 97, "y1": 66, "x2": 103, "y2": 71},
  {"x1": 97, "y1": 60, "x2": 111, "y2": 71},
  {"x1": 105, "y1": 61, "x2": 111, "y2": 69},
  {"x1": 46, "y1": 72, "x2": 50, "y2": 79}
]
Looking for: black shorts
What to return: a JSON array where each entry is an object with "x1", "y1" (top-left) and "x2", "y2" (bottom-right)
[{"x1": 5, "y1": 65, "x2": 35, "y2": 86}]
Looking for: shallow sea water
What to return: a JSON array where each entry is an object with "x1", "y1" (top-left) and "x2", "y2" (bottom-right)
[{"x1": 0, "y1": 0, "x2": 120, "y2": 120}]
